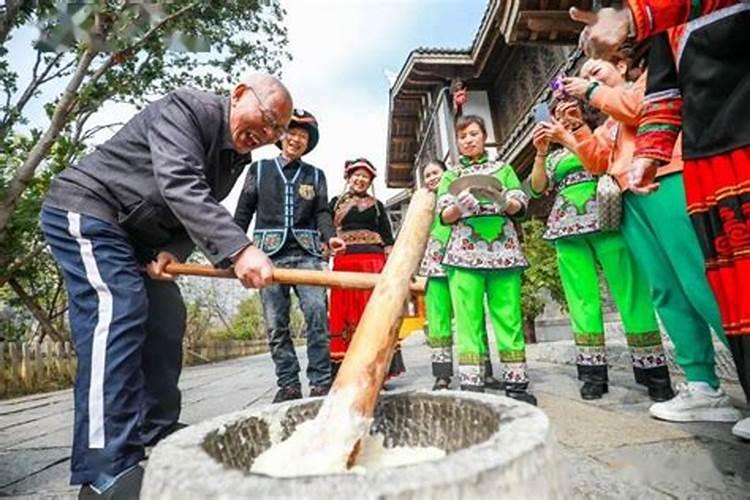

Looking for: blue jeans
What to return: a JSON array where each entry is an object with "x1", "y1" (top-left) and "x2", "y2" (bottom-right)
[
  {"x1": 260, "y1": 253, "x2": 331, "y2": 388},
  {"x1": 40, "y1": 205, "x2": 185, "y2": 485}
]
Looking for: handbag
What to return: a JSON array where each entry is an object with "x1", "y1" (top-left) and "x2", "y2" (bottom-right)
[{"x1": 596, "y1": 173, "x2": 621, "y2": 232}]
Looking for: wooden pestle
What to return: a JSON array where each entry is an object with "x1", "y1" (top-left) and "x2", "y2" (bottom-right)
[
  {"x1": 164, "y1": 263, "x2": 427, "y2": 293},
  {"x1": 331, "y1": 188, "x2": 435, "y2": 460}
]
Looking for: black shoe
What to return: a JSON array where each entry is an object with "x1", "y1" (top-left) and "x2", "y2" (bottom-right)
[
  {"x1": 309, "y1": 384, "x2": 330, "y2": 398},
  {"x1": 432, "y1": 377, "x2": 451, "y2": 390},
  {"x1": 648, "y1": 383, "x2": 675, "y2": 402},
  {"x1": 272, "y1": 384, "x2": 303, "y2": 403},
  {"x1": 637, "y1": 366, "x2": 675, "y2": 402},
  {"x1": 78, "y1": 465, "x2": 143, "y2": 499},
  {"x1": 143, "y1": 421, "x2": 188, "y2": 448},
  {"x1": 484, "y1": 375, "x2": 505, "y2": 391},
  {"x1": 460, "y1": 384, "x2": 485, "y2": 393},
  {"x1": 580, "y1": 382, "x2": 608, "y2": 400},
  {"x1": 506, "y1": 389, "x2": 537, "y2": 406}
]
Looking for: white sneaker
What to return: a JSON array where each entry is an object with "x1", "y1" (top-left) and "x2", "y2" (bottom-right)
[
  {"x1": 732, "y1": 417, "x2": 750, "y2": 440},
  {"x1": 649, "y1": 383, "x2": 742, "y2": 423}
]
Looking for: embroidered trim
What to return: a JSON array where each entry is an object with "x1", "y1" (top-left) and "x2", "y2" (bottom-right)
[
  {"x1": 420, "y1": 237, "x2": 447, "y2": 277},
  {"x1": 630, "y1": 346, "x2": 668, "y2": 369},
  {"x1": 499, "y1": 350, "x2": 526, "y2": 363},
  {"x1": 442, "y1": 221, "x2": 529, "y2": 270},
  {"x1": 574, "y1": 333, "x2": 606, "y2": 347},
  {"x1": 428, "y1": 335, "x2": 453, "y2": 348},
  {"x1": 625, "y1": 331, "x2": 663, "y2": 348},
  {"x1": 431, "y1": 346, "x2": 452, "y2": 364},
  {"x1": 559, "y1": 170, "x2": 596, "y2": 190},
  {"x1": 502, "y1": 362, "x2": 529, "y2": 384},
  {"x1": 458, "y1": 365, "x2": 484, "y2": 387},
  {"x1": 333, "y1": 194, "x2": 377, "y2": 227},
  {"x1": 576, "y1": 345, "x2": 607, "y2": 367},
  {"x1": 458, "y1": 353, "x2": 486, "y2": 365},
  {"x1": 339, "y1": 229, "x2": 384, "y2": 246}
]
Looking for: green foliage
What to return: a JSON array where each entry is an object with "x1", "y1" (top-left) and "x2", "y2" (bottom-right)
[
  {"x1": 0, "y1": 0, "x2": 289, "y2": 339},
  {"x1": 227, "y1": 293, "x2": 266, "y2": 341},
  {"x1": 225, "y1": 293, "x2": 306, "y2": 341},
  {"x1": 520, "y1": 218, "x2": 566, "y2": 322}
]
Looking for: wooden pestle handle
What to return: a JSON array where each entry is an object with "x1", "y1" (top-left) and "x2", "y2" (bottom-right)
[{"x1": 164, "y1": 263, "x2": 426, "y2": 293}]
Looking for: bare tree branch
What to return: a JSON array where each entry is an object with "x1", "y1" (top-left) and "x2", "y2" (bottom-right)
[
  {"x1": 0, "y1": 0, "x2": 201, "y2": 240},
  {"x1": 0, "y1": 51, "x2": 64, "y2": 140},
  {"x1": 80, "y1": 121, "x2": 124, "y2": 143},
  {"x1": 0, "y1": 46, "x2": 97, "y2": 238},
  {"x1": 0, "y1": 241, "x2": 48, "y2": 287},
  {"x1": 85, "y1": 0, "x2": 202, "y2": 88},
  {"x1": 8, "y1": 277, "x2": 64, "y2": 343},
  {"x1": 38, "y1": 55, "x2": 75, "y2": 84}
]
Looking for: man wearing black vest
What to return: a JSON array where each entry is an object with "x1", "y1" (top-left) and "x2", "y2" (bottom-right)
[{"x1": 235, "y1": 109, "x2": 344, "y2": 403}]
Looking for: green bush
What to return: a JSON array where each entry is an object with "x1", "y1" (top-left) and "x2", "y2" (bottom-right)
[
  {"x1": 225, "y1": 293, "x2": 307, "y2": 341},
  {"x1": 520, "y1": 219, "x2": 566, "y2": 323}
]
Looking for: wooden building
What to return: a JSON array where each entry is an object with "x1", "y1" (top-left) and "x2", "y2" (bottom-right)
[{"x1": 384, "y1": 0, "x2": 614, "y2": 224}]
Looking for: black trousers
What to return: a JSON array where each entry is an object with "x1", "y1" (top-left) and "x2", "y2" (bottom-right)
[{"x1": 139, "y1": 278, "x2": 186, "y2": 446}]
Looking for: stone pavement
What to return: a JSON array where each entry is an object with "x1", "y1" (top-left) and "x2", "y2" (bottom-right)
[{"x1": 1, "y1": 334, "x2": 748, "y2": 499}]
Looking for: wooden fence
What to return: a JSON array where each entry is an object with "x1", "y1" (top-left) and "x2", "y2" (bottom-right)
[{"x1": 0, "y1": 338, "x2": 275, "y2": 400}]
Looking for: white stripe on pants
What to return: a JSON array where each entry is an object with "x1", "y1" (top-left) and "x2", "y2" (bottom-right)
[{"x1": 67, "y1": 212, "x2": 113, "y2": 449}]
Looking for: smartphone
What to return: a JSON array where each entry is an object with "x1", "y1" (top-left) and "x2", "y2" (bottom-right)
[{"x1": 532, "y1": 103, "x2": 551, "y2": 123}]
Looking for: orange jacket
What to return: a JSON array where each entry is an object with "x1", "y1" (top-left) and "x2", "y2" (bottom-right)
[{"x1": 573, "y1": 73, "x2": 682, "y2": 191}]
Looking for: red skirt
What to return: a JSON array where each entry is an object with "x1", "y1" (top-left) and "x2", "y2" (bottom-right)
[
  {"x1": 329, "y1": 252, "x2": 386, "y2": 363},
  {"x1": 683, "y1": 146, "x2": 750, "y2": 336}
]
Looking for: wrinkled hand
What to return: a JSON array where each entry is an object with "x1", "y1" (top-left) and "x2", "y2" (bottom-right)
[
  {"x1": 232, "y1": 245, "x2": 274, "y2": 288},
  {"x1": 455, "y1": 189, "x2": 480, "y2": 215},
  {"x1": 146, "y1": 251, "x2": 178, "y2": 281},
  {"x1": 328, "y1": 237, "x2": 347, "y2": 255},
  {"x1": 570, "y1": 7, "x2": 631, "y2": 58},
  {"x1": 629, "y1": 158, "x2": 660, "y2": 195},
  {"x1": 562, "y1": 77, "x2": 591, "y2": 100},
  {"x1": 532, "y1": 123, "x2": 550, "y2": 153}
]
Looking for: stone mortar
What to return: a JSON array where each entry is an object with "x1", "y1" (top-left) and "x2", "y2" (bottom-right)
[{"x1": 141, "y1": 390, "x2": 564, "y2": 500}]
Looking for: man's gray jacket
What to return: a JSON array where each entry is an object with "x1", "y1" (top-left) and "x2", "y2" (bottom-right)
[{"x1": 44, "y1": 88, "x2": 253, "y2": 266}]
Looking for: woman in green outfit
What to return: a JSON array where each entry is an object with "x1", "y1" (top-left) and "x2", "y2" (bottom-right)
[
  {"x1": 438, "y1": 115, "x2": 535, "y2": 404},
  {"x1": 528, "y1": 98, "x2": 674, "y2": 401},
  {"x1": 420, "y1": 159, "x2": 504, "y2": 391}
]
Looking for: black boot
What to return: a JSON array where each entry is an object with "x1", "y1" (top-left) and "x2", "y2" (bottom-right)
[
  {"x1": 505, "y1": 383, "x2": 537, "y2": 405},
  {"x1": 483, "y1": 360, "x2": 505, "y2": 390},
  {"x1": 460, "y1": 384, "x2": 485, "y2": 393},
  {"x1": 642, "y1": 366, "x2": 675, "y2": 402},
  {"x1": 433, "y1": 377, "x2": 451, "y2": 390},
  {"x1": 580, "y1": 381, "x2": 609, "y2": 400},
  {"x1": 578, "y1": 365, "x2": 608, "y2": 400},
  {"x1": 272, "y1": 384, "x2": 302, "y2": 403},
  {"x1": 309, "y1": 384, "x2": 330, "y2": 398}
]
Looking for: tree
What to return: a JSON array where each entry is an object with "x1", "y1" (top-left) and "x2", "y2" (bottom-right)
[
  {"x1": 0, "y1": 1, "x2": 290, "y2": 340},
  {"x1": 520, "y1": 218, "x2": 566, "y2": 342},
  {"x1": 226, "y1": 293, "x2": 306, "y2": 341}
]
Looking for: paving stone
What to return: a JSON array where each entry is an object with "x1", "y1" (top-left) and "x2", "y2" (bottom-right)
[
  {"x1": 591, "y1": 439, "x2": 750, "y2": 498},
  {"x1": 2, "y1": 337, "x2": 748, "y2": 498}
]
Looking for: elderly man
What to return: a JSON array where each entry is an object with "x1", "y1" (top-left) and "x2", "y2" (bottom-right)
[{"x1": 40, "y1": 73, "x2": 292, "y2": 498}]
